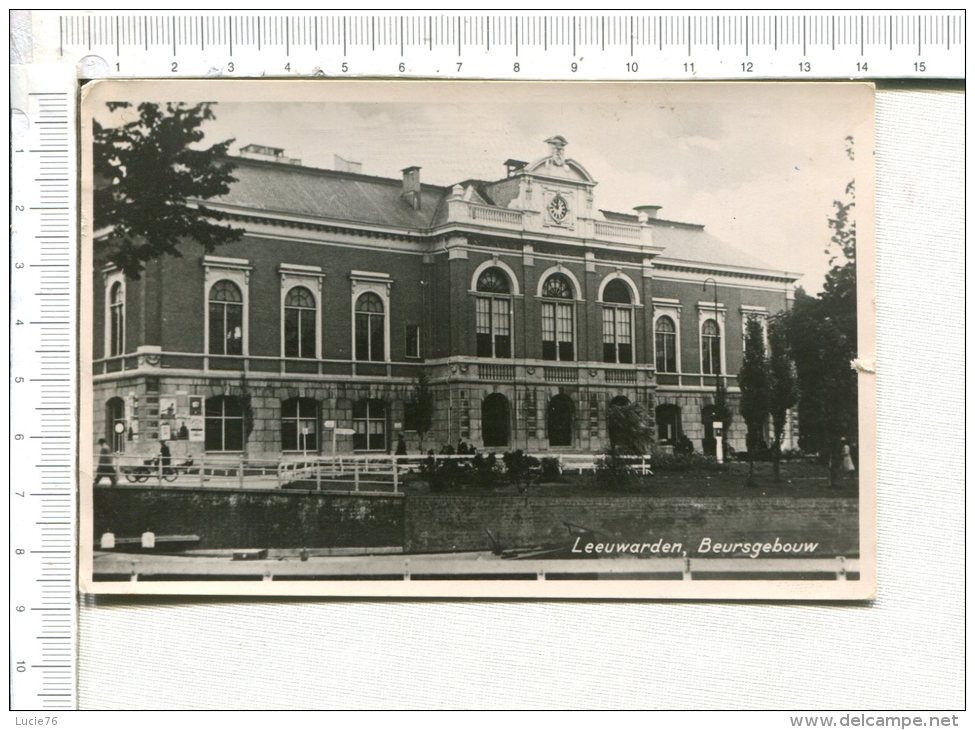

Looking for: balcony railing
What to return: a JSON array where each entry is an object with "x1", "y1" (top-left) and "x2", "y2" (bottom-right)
[
  {"x1": 478, "y1": 363, "x2": 515, "y2": 381},
  {"x1": 544, "y1": 366, "x2": 579, "y2": 383},
  {"x1": 442, "y1": 199, "x2": 652, "y2": 247}
]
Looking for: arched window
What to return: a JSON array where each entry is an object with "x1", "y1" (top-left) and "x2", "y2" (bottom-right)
[
  {"x1": 208, "y1": 280, "x2": 244, "y2": 356},
  {"x1": 109, "y1": 282, "x2": 124, "y2": 356},
  {"x1": 281, "y1": 397, "x2": 318, "y2": 452},
  {"x1": 354, "y1": 292, "x2": 385, "y2": 362},
  {"x1": 655, "y1": 315, "x2": 677, "y2": 373},
  {"x1": 547, "y1": 393, "x2": 574, "y2": 447},
  {"x1": 284, "y1": 286, "x2": 316, "y2": 359},
  {"x1": 601, "y1": 280, "x2": 633, "y2": 364},
  {"x1": 540, "y1": 274, "x2": 575, "y2": 361},
  {"x1": 481, "y1": 393, "x2": 511, "y2": 448},
  {"x1": 701, "y1": 319, "x2": 721, "y2": 375},
  {"x1": 352, "y1": 398, "x2": 387, "y2": 451},
  {"x1": 204, "y1": 396, "x2": 244, "y2": 452},
  {"x1": 475, "y1": 267, "x2": 512, "y2": 358}
]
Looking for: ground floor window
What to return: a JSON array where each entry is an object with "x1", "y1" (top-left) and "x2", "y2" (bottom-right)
[
  {"x1": 205, "y1": 396, "x2": 244, "y2": 452},
  {"x1": 482, "y1": 393, "x2": 510, "y2": 448},
  {"x1": 655, "y1": 404, "x2": 681, "y2": 445},
  {"x1": 547, "y1": 393, "x2": 574, "y2": 447},
  {"x1": 353, "y1": 398, "x2": 387, "y2": 451},
  {"x1": 281, "y1": 397, "x2": 319, "y2": 452}
]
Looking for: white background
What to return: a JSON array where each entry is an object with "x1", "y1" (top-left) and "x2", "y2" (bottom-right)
[{"x1": 75, "y1": 86, "x2": 965, "y2": 710}]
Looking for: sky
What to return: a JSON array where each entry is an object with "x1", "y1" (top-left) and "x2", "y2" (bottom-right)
[{"x1": 89, "y1": 80, "x2": 873, "y2": 291}]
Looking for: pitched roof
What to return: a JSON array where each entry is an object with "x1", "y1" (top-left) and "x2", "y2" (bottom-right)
[
  {"x1": 599, "y1": 209, "x2": 783, "y2": 272},
  {"x1": 216, "y1": 157, "x2": 792, "y2": 276},
  {"x1": 214, "y1": 156, "x2": 449, "y2": 229}
]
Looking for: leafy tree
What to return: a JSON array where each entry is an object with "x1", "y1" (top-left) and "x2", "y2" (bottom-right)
[
  {"x1": 94, "y1": 101, "x2": 243, "y2": 278},
  {"x1": 737, "y1": 317, "x2": 771, "y2": 481},
  {"x1": 767, "y1": 317, "x2": 799, "y2": 482},
  {"x1": 410, "y1": 370, "x2": 435, "y2": 453},
  {"x1": 785, "y1": 140, "x2": 858, "y2": 486},
  {"x1": 601, "y1": 402, "x2": 653, "y2": 490},
  {"x1": 607, "y1": 402, "x2": 653, "y2": 456}
]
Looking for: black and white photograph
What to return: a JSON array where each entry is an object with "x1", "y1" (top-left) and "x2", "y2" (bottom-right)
[{"x1": 79, "y1": 80, "x2": 875, "y2": 598}]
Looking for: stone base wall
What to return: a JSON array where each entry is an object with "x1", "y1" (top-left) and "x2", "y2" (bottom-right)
[
  {"x1": 405, "y1": 495, "x2": 859, "y2": 557},
  {"x1": 92, "y1": 374, "x2": 796, "y2": 460}
]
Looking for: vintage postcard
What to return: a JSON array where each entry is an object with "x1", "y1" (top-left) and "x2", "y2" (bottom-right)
[{"x1": 78, "y1": 80, "x2": 875, "y2": 598}]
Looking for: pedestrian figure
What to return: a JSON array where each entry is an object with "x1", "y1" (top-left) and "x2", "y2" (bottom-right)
[
  {"x1": 395, "y1": 433, "x2": 407, "y2": 456},
  {"x1": 94, "y1": 438, "x2": 117, "y2": 487},
  {"x1": 159, "y1": 440, "x2": 172, "y2": 476}
]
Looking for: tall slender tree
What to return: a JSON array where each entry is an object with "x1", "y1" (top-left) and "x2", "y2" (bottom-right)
[
  {"x1": 737, "y1": 317, "x2": 771, "y2": 482},
  {"x1": 767, "y1": 317, "x2": 799, "y2": 482},
  {"x1": 785, "y1": 137, "x2": 858, "y2": 487}
]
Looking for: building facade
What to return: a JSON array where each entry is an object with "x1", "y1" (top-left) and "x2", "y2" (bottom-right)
[{"x1": 92, "y1": 137, "x2": 800, "y2": 460}]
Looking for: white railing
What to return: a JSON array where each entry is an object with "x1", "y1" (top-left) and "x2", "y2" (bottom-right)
[
  {"x1": 467, "y1": 202, "x2": 524, "y2": 226},
  {"x1": 593, "y1": 219, "x2": 642, "y2": 241},
  {"x1": 94, "y1": 450, "x2": 653, "y2": 492}
]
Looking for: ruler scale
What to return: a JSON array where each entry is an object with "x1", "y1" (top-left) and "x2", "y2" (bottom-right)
[
  {"x1": 8, "y1": 8, "x2": 965, "y2": 711},
  {"x1": 10, "y1": 76, "x2": 78, "y2": 710},
  {"x1": 27, "y1": 11, "x2": 964, "y2": 79}
]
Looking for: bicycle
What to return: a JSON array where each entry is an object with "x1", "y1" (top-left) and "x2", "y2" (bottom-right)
[{"x1": 123, "y1": 456, "x2": 194, "y2": 483}]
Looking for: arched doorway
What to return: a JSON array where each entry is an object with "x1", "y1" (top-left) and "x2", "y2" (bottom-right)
[
  {"x1": 607, "y1": 395, "x2": 630, "y2": 449},
  {"x1": 547, "y1": 393, "x2": 574, "y2": 447},
  {"x1": 481, "y1": 393, "x2": 510, "y2": 448},
  {"x1": 105, "y1": 397, "x2": 126, "y2": 453},
  {"x1": 655, "y1": 404, "x2": 681, "y2": 446}
]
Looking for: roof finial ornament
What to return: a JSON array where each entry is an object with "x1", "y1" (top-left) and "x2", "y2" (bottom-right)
[{"x1": 545, "y1": 135, "x2": 568, "y2": 166}]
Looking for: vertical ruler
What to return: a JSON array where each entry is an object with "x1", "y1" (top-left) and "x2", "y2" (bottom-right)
[{"x1": 10, "y1": 67, "x2": 78, "y2": 710}]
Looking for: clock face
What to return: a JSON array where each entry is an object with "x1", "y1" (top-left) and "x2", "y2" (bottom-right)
[{"x1": 547, "y1": 193, "x2": 569, "y2": 223}]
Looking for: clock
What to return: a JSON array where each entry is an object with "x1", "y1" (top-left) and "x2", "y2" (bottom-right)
[{"x1": 547, "y1": 193, "x2": 569, "y2": 223}]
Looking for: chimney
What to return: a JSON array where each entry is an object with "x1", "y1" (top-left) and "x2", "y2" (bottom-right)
[
  {"x1": 401, "y1": 166, "x2": 422, "y2": 210},
  {"x1": 633, "y1": 205, "x2": 662, "y2": 223},
  {"x1": 333, "y1": 154, "x2": 363, "y2": 174},
  {"x1": 504, "y1": 158, "x2": 528, "y2": 178}
]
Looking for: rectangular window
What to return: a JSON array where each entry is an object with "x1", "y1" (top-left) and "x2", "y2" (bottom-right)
[
  {"x1": 476, "y1": 298, "x2": 492, "y2": 357},
  {"x1": 617, "y1": 308, "x2": 632, "y2": 363},
  {"x1": 355, "y1": 313, "x2": 369, "y2": 360},
  {"x1": 557, "y1": 304, "x2": 574, "y2": 361},
  {"x1": 369, "y1": 315, "x2": 384, "y2": 361},
  {"x1": 541, "y1": 303, "x2": 556, "y2": 360},
  {"x1": 405, "y1": 324, "x2": 420, "y2": 359},
  {"x1": 493, "y1": 298, "x2": 511, "y2": 357},
  {"x1": 602, "y1": 308, "x2": 617, "y2": 363}
]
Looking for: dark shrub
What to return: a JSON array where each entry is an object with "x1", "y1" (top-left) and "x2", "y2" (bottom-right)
[{"x1": 539, "y1": 457, "x2": 563, "y2": 483}]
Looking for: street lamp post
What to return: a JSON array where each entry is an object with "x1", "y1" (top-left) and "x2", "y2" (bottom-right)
[{"x1": 702, "y1": 277, "x2": 723, "y2": 464}]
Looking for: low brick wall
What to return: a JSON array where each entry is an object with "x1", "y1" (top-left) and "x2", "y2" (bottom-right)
[
  {"x1": 94, "y1": 486, "x2": 404, "y2": 549},
  {"x1": 404, "y1": 496, "x2": 859, "y2": 557}
]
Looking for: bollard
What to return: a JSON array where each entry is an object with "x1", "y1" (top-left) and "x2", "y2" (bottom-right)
[
  {"x1": 238, "y1": 455, "x2": 245, "y2": 489},
  {"x1": 354, "y1": 463, "x2": 360, "y2": 492},
  {"x1": 393, "y1": 458, "x2": 399, "y2": 494},
  {"x1": 200, "y1": 453, "x2": 206, "y2": 489},
  {"x1": 100, "y1": 532, "x2": 115, "y2": 550},
  {"x1": 316, "y1": 459, "x2": 321, "y2": 491}
]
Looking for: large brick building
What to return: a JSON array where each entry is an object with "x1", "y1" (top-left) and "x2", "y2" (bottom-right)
[{"x1": 92, "y1": 136, "x2": 799, "y2": 460}]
